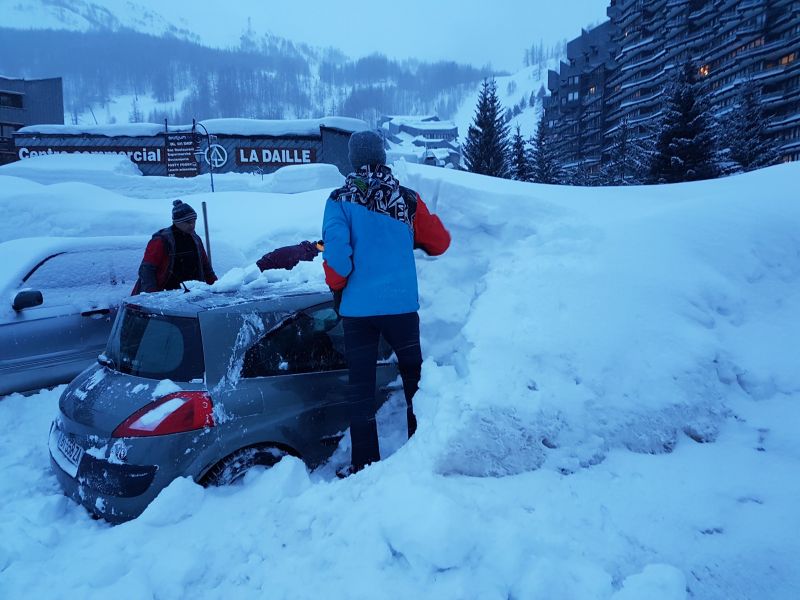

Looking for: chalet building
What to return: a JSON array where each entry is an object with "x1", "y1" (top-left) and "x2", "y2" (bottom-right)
[
  {"x1": 379, "y1": 115, "x2": 461, "y2": 168},
  {"x1": 543, "y1": 0, "x2": 800, "y2": 171},
  {"x1": 0, "y1": 76, "x2": 63, "y2": 165}
]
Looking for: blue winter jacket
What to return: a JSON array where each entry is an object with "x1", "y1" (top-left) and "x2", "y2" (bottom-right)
[{"x1": 322, "y1": 165, "x2": 450, "y2": 317}]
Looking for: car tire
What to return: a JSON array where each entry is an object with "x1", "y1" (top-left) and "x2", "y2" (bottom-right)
[{"x1": 201, "y1": 446, "x2": 288, "y2": 486}]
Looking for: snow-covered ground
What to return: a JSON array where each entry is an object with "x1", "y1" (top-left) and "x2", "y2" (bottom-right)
[{"x1": 0, "y1": 155, "x2": 799, "y2": 599}]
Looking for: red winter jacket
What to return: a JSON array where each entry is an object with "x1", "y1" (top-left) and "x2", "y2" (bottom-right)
[{"x1": 132, "y1": 227, "x2": 217, "y2": 294}]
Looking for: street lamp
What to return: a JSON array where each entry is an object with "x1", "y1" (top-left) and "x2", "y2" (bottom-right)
[{"x1": 193, "y1": 119, "x2": 215, "y2": 193}]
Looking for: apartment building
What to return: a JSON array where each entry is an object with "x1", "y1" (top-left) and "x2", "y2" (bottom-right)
[
  {"x1": 0, "y1": 76, "x2": 63, "y2": 164},
  {"x1": 544, "y1": 0, "x2": 800, "y2": 172},
  {"x1": 544, "y1": 21, "x2": 614, "y2": 172}
]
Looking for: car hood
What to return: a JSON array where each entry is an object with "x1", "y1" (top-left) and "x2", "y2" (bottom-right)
[{"x1": 59, "y1": 364, "x2": 205, "y2": 435}]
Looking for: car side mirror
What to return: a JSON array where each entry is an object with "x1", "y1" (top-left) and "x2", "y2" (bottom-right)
[{"x1": 12, "y1": 289, "x2": 43, "y2": 311}]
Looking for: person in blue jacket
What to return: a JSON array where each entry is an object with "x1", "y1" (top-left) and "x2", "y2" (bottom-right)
[{"x1": 322, "y1": 130, "x2": 451, "y2": 474}]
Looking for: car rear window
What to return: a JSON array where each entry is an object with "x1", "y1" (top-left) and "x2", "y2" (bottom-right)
[{"x1": 105, "y1": 306, "x2": 204, "y2": 381}]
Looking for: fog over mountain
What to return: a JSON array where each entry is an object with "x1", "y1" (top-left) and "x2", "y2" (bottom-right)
[{"x1": 2, "y1": 0, "x2": 607, "y2": 70}]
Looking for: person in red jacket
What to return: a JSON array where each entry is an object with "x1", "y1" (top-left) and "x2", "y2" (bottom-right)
[{"x1": 132, "y1": 200, "x2": 217, "y2": 294}]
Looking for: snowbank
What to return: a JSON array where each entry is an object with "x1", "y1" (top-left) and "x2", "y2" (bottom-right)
[
  {"x1": 254, "y1": 163, "x2": 344, "y2": 194},
  {"x1": 0, "y1": 160, "x2": 799, "y2": 599},
  {"x1": 0, "y1": 152, "x2": 143, "y2": 177}
]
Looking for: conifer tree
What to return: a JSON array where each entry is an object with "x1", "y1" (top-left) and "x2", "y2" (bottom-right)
[
  {"x1": 601, "y1": 118, "x2": 652, "y2": 185},
  {"x1": 724, "y1": 80, "x2": 782, "y2": 172},
  {"x1": 529, "y1": 112, "x2": 562, "y2": 184},
  {"x1": 463, "y1": 79, "x2": 511, "y2": 178},
  {"x1": 649, "y1": 62, "x2": 717, "y2": 183},
  {"x1": 510, "y1": 125, "x2": 531, "y2": 181}
]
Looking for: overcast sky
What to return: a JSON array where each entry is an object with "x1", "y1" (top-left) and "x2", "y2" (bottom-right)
[{"x1": 114, "y1": 0, "x2": 610, "y2": 71}]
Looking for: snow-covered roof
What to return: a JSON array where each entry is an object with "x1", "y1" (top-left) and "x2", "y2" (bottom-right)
[
  {"x1": 426, "y1": 148, "x2": 452, "y2": 159},
  {"x1": 383, "y1": 115, "x2": 439, "y2": 124},
  {"x1": 200, "y1": 117, "x2": 368, "y2": 137},
  {"x1": 395, "y1": 120, "x2": 456, "y2": 131},
  {"x1": 17, "y1": 117, "x2": 370, "y2": 138},
  {"x1": 16, "y1": 123, "x2": 181, "y2": 137}
]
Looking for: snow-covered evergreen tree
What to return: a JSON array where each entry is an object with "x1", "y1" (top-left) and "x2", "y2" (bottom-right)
[
  {"x1": 529, "y1": 113, "x2": 562, "y2": 184},
  {"x1": 463, "y1": 79, "x2": 511, "y2": 179},
  {"x1": 510, "y1": 126, "x2": 531, "y2": 181},
  {"x1": 129, "y1": 97, "x2": 143, "y2": 123},
  {"x1": 649, "y1": 62, "x2": 717, "y2": 183},
  {"x1": 723, "y1": 80, "x2": 782, "y2": 172},
  {"x1": 601, "y1": 118, "x2": 651, "y2": 185}
]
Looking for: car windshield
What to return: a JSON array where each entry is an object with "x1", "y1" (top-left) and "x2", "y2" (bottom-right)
[{"x1": 105, "y1": 305, "x2": 204, "y2": 381}]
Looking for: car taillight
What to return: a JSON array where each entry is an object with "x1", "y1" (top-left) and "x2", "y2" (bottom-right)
[{"x1": 113, "y1": 391, "x2": 214, "y2": 438}]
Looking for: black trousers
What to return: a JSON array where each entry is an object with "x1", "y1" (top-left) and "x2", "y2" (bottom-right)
[{"x1": 343, "y1": 312, "x2": 423, "y2": 471}]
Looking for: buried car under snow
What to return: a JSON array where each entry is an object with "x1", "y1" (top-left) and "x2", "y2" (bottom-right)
[
  {"x1": 0, "y1": 236, "x2": 147, "y2": 396},
  {"x1": 0, "y1": 235, "x2": 245, "y2": 396},
  {"x1": 49, "y1": 284, "x2": 398, "y2": 523}
]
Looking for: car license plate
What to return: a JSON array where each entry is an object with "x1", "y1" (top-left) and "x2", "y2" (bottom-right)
[{"x1": 49, "y1": 427, "x2": 84, "y2": 478}]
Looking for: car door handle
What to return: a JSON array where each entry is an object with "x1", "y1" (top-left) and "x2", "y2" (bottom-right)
[{"x1": 81, "y1": 308, "x2": 111, "y2": 317}]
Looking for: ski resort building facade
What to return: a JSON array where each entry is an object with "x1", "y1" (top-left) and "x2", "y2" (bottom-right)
[
  {"x1": 0, "y1": 76, "x2": 63, "y2": 165},
  {"x1": 543, "y1": 0, "x2": 800, "y2": 172},
  {"x1": 11, "y1": 118, "x2": 368, "y2": 176}
]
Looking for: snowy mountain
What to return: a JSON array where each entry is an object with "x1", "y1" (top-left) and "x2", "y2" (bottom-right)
[
  {"x1": 0, "y1": 153, "x2": 799, "y2": 599},
  {"x1": 454, "y1": 64, "x2": 553, "y2": 143},
  {"x1": 2, "y1": 0, "x2": 554, "y2": 140},
  {"x1": 1, "y1": 19, "x2": 496, "y2": 129},
  {"x1": 2, "y1": 0, "x2": 202, "y2": 42}
]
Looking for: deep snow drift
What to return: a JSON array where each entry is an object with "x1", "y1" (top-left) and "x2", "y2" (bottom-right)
[{"x1": 0, "y1": 155, "x2": 799, "y2": 599}]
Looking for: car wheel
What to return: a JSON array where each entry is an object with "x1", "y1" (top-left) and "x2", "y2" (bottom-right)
[{"x1": 201, "y1": 446, "x2": 288, "y2": 486}]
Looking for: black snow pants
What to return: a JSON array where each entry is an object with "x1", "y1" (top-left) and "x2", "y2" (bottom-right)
[{"x1": 342, "y1": 312, "x2": 423, "y2": 472}]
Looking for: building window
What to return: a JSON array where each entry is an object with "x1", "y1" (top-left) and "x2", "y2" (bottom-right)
[
  {"x1": 780, "y1": 53, "x2": 797, "y2": 66},
  {"x1": 589, "y1": 84, "x2": 597, "y2": 94},
  {"x1": 568, "y1": 91, "x2": 580, "y2": 102},
  {"x1": 0, "y1": 122, "x2": 21, "y2": 139},
  {"x1": 0, "y1": 93, "x2": 23, "y2": 109},
  {"x1": 699, "y1": 64, "x2": 710, "y2": 77}
]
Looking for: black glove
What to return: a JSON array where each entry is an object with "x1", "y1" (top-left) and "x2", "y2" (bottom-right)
[{"x1": 332, "y1": 289, "x2": 343, "y2": 315}]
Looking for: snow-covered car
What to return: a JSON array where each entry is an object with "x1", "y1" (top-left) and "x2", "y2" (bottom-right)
[
  {"x1": 48, "y1": 286, "x2": 398, "y2": 523},
  {"x1": 0, "y1": 236, "x2": 246, "y2": 397},
  {"x1": 0, "y1": 236, "x2": 148, "y2": 396}
]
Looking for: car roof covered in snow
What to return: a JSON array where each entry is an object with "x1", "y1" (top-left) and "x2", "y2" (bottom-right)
[
  {"x1": 123, "y1": 283, "x2": 331, "y2": 317},
  {"x1": 0, "y1": 235, "x2": 147, "y2": 295}
]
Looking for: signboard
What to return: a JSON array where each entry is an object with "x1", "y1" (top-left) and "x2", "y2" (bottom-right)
[
  {"x1": 236, "y1": 147, "x2": 317, "y2": 166},
  {"x1": 18, "y1": 146, "x2": 163, "y2": 163},
  {"x1": 204, "y1": 144, "x2": 229, "y2": 169},
  {"x1": 165, "y1": 132, "x2": 198, "y2": 177}
]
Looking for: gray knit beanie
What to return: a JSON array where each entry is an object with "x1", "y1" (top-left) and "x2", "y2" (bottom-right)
[
  {"x1": 348, "y1": 130, "x2": 386, "y2": 171},
  {"x1": 172, "y1": 199, "x2": 197, "y2": 224}
]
